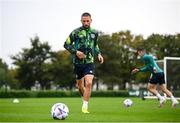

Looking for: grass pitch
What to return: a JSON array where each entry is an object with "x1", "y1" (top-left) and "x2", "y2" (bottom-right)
[{"x1": 0, "y1": 97, "x2": 180, "y2": 122}]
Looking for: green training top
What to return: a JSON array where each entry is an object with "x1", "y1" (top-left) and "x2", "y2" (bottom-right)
[
  {"x1": 64, "y1": 26, "x2": 101, "y2": 64},
  {"x1": 139, "y1": 53, "x2": 163, "y2": 73}
]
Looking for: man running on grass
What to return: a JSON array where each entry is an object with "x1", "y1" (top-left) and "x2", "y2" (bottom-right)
[
  {"x1": 64, "y1": 12, "x2": 104, "y2": 113},
  {"x1": 132, "y1": 47, "x2": 179, "y2": 108}
]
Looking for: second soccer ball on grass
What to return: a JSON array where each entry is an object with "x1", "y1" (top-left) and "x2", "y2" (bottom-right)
[{"x1": 123, "y1": 99, "x2": 133, "y2": 107}]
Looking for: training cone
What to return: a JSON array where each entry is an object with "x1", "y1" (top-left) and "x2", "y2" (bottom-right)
[{"x1": 13, "y1": 99, "x2": 19, "y2": 103}]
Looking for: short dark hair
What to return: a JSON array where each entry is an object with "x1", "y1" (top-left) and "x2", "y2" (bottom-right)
[
  {"x1": 81, "y1": 12, "x2": 91, "y2": 17},
  {"x1": 137, "y1": 47, "x2": 145, "y2": 52}
]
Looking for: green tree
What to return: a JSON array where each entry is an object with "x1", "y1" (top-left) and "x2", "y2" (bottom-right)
[
  {"x1": 0, "y1": 59, "x2": 8, "y2": 90},
  {"x1": 144, "y1": 34, "x2": 180, "y2": 59},
  {"x1": 50, "y1": 50, "x2": 74, "y2": 89},
  {"x1": 0, "y1": 58, "x2": 18, "y2": 90},
  {"x1": 11, "y1": 36, "x2": 55, "y2": 89},
  {"x1": 97, "y1": 31, "x2": 144, "y2": 89}
]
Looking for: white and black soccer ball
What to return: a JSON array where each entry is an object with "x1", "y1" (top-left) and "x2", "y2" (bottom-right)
[
  {"x1": 51, "y1": 103, "x2": 69, "y2": 120},
  {"x1": 123, "y1": 99, "x2": 133, "y2": 107}
]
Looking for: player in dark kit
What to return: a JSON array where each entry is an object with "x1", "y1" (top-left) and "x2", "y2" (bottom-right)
[{"x1": 64, "y1": 12, "x2": 104, "y2": 113}]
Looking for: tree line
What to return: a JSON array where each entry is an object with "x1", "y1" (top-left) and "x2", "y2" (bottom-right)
[{"x1": 0, "y1": 30, "x2": 180, "y2": 90}]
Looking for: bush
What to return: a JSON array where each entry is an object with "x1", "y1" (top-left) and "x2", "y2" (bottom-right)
[
  {"x1": 0, "y1": 90, "x2": 129, "y2": 98},
  {"x1": 91, "y1": 90, "x2": 129, "y2": 97}
]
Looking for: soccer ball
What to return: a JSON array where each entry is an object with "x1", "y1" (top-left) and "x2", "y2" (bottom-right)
[
  {"x1": 51, "y1": 103, "x2": 69, "y2": 120},
  {"x1": 123, "y1": 99, "x2": 133, "y2": 107}
]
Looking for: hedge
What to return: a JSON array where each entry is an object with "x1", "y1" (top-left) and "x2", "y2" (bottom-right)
[
  {"x1": 1, "y1": 90, "x2": 180, "y2": 98},
  {"x1": 0, "y1": 90, "x2": 129, "y2": 98}
]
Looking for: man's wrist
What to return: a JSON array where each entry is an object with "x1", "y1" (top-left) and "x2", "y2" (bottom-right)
[{"x1": 73, "y1": 50, "x2": 77, "y2": 55}]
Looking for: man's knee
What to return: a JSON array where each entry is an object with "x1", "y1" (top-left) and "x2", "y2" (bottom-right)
[
  {"x1": 148, "y1": 84, "x2": 156, "y2": 91},
  {"x1": 86, "y1": 81, "x2": 92, "y2": 88},
  {"x1": 148, "y1": 85, "x2": 152, "y2": 90},
  {"x1": 77, "y1": 84, "x2": 83, "y2": 89},
  {"x1": 76, "y1": 79, "x2": 83, "y2": 87},
  {"x1": 84, "y1": 75, "x2": 93, "y2": 88}
]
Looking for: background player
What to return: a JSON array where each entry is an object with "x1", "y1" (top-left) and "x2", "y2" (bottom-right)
[{"x1": 132, "y1": 48, "x2": 179, "y2": 107}]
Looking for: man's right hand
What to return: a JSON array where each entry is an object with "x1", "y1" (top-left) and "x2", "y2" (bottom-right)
[
  {"x1": 76, "y1": 50, "x2": 86, "y2": 59},
  {"x1": 131, "y1": 68, "x2": 139, "y2": 74}
]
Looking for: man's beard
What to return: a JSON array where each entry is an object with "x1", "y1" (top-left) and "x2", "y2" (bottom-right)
[{"x1": 83, "y1": 25, "x2": 90, "y2": 28}]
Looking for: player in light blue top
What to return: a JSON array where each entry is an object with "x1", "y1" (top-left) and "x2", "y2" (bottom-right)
[{"x1": 132, "y1": 48, "x2": 179, "y2": 107}]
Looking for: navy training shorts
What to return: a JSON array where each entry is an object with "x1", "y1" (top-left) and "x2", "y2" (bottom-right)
[
  {"x1": 74, "y1": 63, "x2": 94, "y2": 80},
  {"x1": 149, "y1": 72, "x2": 165, "y2": 85}
]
